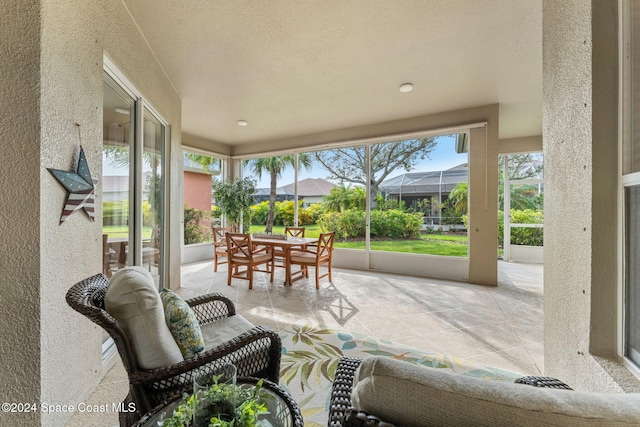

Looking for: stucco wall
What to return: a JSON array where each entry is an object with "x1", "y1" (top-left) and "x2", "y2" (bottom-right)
[
  {"x1": 2, "y1": 1, "x2": 183, "y2": 426},
  {"x1": 0, "y1": 1, "x2": 42, "y2": 425},
  {"x1": 543, "y1": 0, "x2": 636, "y2": 391},
  {"x1": 184, "y1": 171, "x2": 213, "y2": 211}
]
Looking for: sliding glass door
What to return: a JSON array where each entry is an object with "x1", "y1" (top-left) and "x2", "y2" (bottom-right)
[{"x1": 102, "y1": 70, "x2": 166, "y2": 288}]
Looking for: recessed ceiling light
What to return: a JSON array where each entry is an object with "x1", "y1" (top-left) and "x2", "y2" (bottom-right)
[
  {"x1": 399, "y1": 83, "x2": 414, "y2": 93},
  {"x1": 115, "y1": 107, "x2": 129, "y2": 114},
  {"x1": 237, "y1": 120, "x2": 248, "y2": 126}
]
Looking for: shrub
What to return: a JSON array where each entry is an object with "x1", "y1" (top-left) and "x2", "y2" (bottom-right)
[
  {"x1": 318, "y1": 209, "x2": 421, "y2": 239},
  {"x1": 250, "y1": 201, "x2": 270, "y2": 225},
  {"x1": 317, "y1": 212, "x2": 344, "y2": 237},
  {"x1": 277, "y1": 200, "x2": 295, "y2": 226},
  {"x1": 295, "y1": 202, "x2": 316, "y2": 225},
  {"x1": 370, "y1": 209, "x2": 422, "y2": 238},
  {"x1": 142, "y1": 201, "x2": 152, "y2": 226},
  {"x1": 211, "y1": 205, "x2": 221, "y2": 220},
  {"x1": 339, "y1": 209, "x2": 367, "y2": 237},
  {"x1": 439, "y1": 198, "x2": 463, "y2": 225},
  {"x1": 103, "y1": 200, "x2": 128, "y2": 226},
  {"x1": 184, "y1": 206, "x2": 212, "y2": 244},
  {"x1": 498, "y1": 209, "x2": 543, "y2": 246},
  {"x1": 250, "y1": 200, "x2": 323, "y2": 226}
]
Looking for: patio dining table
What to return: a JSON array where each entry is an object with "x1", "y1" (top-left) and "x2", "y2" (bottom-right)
[
  {"x1": 251, "y1": 235, "x2": 318, "y2": 285},
  {"x1": 106, "y1": 236, "x2": 158, "y2": 271}
]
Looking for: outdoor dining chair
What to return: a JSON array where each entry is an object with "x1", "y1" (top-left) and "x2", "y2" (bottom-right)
[
  {"x1": 212, "y1": 226, "x2": 234, "y2": 272},
  {"x1": 226, "y1": 232, "x2": 274, "y2": 289},
  {"x1": 273, "y1": 226, "x2": 306, "y2": 269},
  {"x1": 289, "y1": 231, "x2": 335, "y2": 289}
]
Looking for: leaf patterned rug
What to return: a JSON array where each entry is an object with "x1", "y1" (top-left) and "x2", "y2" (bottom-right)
[{"x1": 278, "y1": 323, "x2": 523, "y2": 427}]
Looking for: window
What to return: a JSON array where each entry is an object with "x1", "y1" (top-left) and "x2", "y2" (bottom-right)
[
  {"x1": 183, "y1": 149, "x2": 222, "y2": 245},
  {"x1": 373, "y1": 135, "x2": 468, "y2": 256},
  {"x1": 500, "y1": 153, "x2": 544, "y2": 260},
  {"x1": 241, "y1": 134, "x2": 467, "y2": 256}
]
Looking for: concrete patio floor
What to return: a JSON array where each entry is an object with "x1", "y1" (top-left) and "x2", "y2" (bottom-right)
[{"x1": 65, "y1": 260, "x2": 543, "y2": 426}]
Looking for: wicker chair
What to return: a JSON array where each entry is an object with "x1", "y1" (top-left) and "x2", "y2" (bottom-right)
[
  {"x1": 328, "y1": 357, "x2": 573, "y2": 427},
  {"x1": 66, "y1": 273, "x2": 282, "y2": 427}
]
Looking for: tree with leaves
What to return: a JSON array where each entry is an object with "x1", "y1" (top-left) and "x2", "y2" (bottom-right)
[
  {"x1": 498, "y1": 154, "x2": 543, "y2": 210},
  {"x1": 212, "y1": 177, "x2": 257, "y2": 231},
  {"x1": 243, "y1": 154, "x2": 312, "y2": 233},
  {"x1": 312, "y1": 138, "x2": 437, "y2": 198}
]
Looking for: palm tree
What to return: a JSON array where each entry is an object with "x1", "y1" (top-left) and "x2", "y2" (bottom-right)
[
  {"x1": 244, "y1": 154, "x2": 312, "y2": 233},
  {"x1": 499, "y1": 183, "x2": 541, "y2": 211},
  {"x1": 448, "y1": 182, "x2": 468, "y2": 216},
  {"x1": 323, "y1": 184, "x2": 365, "y2": 212},
  {"x1": 184, "y1": 152, "x2": 221, "y2": 173}
]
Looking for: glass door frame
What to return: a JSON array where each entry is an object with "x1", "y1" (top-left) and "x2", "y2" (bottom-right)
[{"x1": 103, "y1": 57, "x2": 169, "y2": 287}]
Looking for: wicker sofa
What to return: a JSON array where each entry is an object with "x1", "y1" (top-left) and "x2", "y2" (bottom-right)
[{"x1": 328, "y1": 357, "x2": 640, "y2": 427}]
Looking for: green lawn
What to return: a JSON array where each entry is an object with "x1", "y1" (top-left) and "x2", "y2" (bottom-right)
[
  {"x1": 249, "y1": 225, "x2": 470, "y2": 257},
  {"x1": 103, "y1": 225, "x2": 154, "y2": 239},
  {"x1": 107, "y1": 223, "x2": 500, "y2": 258}
]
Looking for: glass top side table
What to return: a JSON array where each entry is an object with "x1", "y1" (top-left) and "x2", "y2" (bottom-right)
[{"x1": 132, "y1": 377, "x2": 303, "y2": 427}]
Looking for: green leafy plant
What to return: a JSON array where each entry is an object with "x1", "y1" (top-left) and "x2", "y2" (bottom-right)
[
  {"x1": 160, "y1": 376, "x2": 268, "y2": 427},
  {"x1": 497, "y1": 209, "x2": 544, "y2": 247},
  {"x1": 212, "y1": 177, "x2": 257, "y2": 231},
  {"x1": 317, "y1": 209, "x2": 421, "y2": 239},
  {"x1": 184, "y1": 206, "x2": 212, "y2": 245}
]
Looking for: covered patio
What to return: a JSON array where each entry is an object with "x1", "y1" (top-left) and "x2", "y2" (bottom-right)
[
  {"x1": 66, "y1": 260, "x2": 543, "y2": 426},
  {"x1": 2, "y1": 1, "x2": 633, "y2": 426}
]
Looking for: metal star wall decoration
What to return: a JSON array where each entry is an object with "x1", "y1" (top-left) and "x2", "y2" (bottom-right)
[{"x1": 47, "y1": 146, "x2": 98, "y2": 224}]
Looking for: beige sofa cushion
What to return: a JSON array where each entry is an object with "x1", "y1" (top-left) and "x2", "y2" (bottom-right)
[
  {"x1": 105, "y1": 267, "x2": 183, "y2": 369},
  {"x1": 200, "y1": 314, "x2": 255, "y2": 351},
  {"x1": 351, "y1": 357, "x2": 640, "y2": 427}
]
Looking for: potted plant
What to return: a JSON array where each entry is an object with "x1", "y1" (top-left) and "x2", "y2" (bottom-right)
[
  {"x1": 160, "y1": 376, "x2": 268, "y2": 427},
  {"x1": 212, "y1": 177, "x2": 257, "y2": 232}
]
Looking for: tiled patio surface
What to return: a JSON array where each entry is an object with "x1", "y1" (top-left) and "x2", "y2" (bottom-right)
[{"x1": 65, "y1": 260, "x2": 543, "y2": 426}]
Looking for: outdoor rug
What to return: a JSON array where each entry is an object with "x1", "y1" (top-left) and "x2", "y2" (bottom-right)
[{"x1": 278, "y1": 323, "x2": 523, "y2": 427}]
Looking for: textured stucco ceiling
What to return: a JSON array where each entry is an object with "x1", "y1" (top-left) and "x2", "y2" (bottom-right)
[{"x1": 122, "y1": 0, "x2": 541, "y2": 147}]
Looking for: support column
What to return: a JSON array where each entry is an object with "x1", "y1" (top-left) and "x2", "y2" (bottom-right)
[{"x1": 468, "y1": 125, "x2": 499, "y2": 285}]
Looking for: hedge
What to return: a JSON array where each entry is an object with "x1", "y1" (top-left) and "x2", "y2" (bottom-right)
[{"x1": 317, "y1": 209, "x2": 422, "y2": 239}]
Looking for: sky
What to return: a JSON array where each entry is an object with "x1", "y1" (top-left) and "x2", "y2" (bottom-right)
[
  {"x1": 245, "y1": 134, "x2": 467, "y2": 188},
  {"x1": 102, "y1": 135, "x2": 468, "y2": 188}
]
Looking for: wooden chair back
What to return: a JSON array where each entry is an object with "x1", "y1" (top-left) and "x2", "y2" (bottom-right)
[
  {"x1": 285, "y1": 227, "x2": 306, "y2": 238},
  {"x1": 226, "y1": 233, "x2": 253, "y2": 258},
  {"x1": 316, "y1": 231, "x2": 335, "y2": 261},
  {"x1": 225, "y1": 233, "x2": 274, "y2": 289},
  {"x1": 289, "y1": 231, "x2": 335, "y2": 288},
  {"x1": 213, "y1": 226, "x2": 234, "y2": 246}
]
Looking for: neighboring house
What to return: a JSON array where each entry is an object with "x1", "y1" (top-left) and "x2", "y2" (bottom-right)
[
  {"x1": 253, "y1": 186, "x2": 293, "y2": 203},
  {"x1": 102, "y1": 172, "x2": 157, "y2": 202},
  {"x1": 101, "y1": 175, "x2": 130, "y2": 202},
  {"x1": 379, "y1": 164, "x2": 468, "y2": 220},
  {"x1": 183, "y1": 156, "x2": 218, "y2": 213},
  {"x1": 254, "y1": 178, "x2": 335, "y2": 205},
  {"x1": 183, "y1": 156, "x2": 221, "y2": 231}
]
